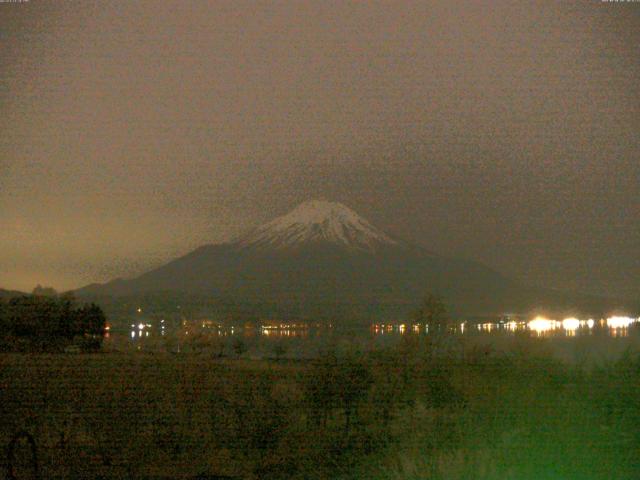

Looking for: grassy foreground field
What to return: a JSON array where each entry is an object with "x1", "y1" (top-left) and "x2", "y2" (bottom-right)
[{"x1": 1, "y1": 336, "x2": 639, "y2": 479}]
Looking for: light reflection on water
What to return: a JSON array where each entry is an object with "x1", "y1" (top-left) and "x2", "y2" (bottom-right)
[
  {"x1": 607, "y1": 316, "x2": 636, "y2": 329},
  {"x1": 119, "y1": 315, "x2": 640, "y2": 343},
  {"x1": 371, "y1": 315, "x2": 640, "y2": 339},
  {"x1": 261, "y1": 327, "x2": 309, "y2": 338}
]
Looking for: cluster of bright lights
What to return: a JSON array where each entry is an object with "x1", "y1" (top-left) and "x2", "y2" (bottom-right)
[
  {"x1": 504, "y1": 321, "x2": 522, "y2": 332},
  {"x1": 561, "y1": 317, "x2": 581, "y2": 331},
  {"x1": 262, "y1": 323, "x2": 309, "y2": 330},
  {"x1": 481, "y1": 323, "x2": 494, "y2": 332},
  {"x1": 367, "y1": 315, "x2": 638, "y2": 337},
  {"x1": 262, "y1": 328, "x2": 307, "y2": 337},
  {"x1": 525, "y1": 316, "x2": 636, "y2": 334},
  {"x1": 373, "y1": 323, "x2": 402, "y2": 334},
  {"x1": 606, "y1": 316, "x2": 637, "y2": 329},
  {"x1": 527, "y1": 317, "x2": 560, "y2": 334}
]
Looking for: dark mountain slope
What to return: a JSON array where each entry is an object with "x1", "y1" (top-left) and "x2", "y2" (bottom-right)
[{"x1": 75, "y1": 201, "x2": 631, "y2": 319}]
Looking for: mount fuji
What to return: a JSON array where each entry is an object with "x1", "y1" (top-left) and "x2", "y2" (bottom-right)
[
  {"x1": 75, "y1": 200, "x2": 623, "y2": 320},
  {"x1": 233, "y1": 200, "x2": 399, "y2": 253}
]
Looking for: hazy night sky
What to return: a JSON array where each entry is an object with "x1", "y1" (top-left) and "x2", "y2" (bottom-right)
[{"x1": 1, "y1": 1, "x2": 638, "y2": 298}]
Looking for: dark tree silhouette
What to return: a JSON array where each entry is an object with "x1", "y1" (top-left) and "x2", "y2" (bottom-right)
[
  {"x1": 32, "y1": 285, "x2": 58, "y2": 297},
  {"x1": 7, "y1": 431, "x2": 39, "y2": 480},
  {"x1": 304, "y1": 354, "x2": 339, "y2": 428},
  {"x1": 78, "y1": 303, "x2": 107, "y2": 336},
  {"x1": 337, "y1": 358, "x2": 373, "y2": 437},
  {"x1": 231, "y1": 337, "x2": 246, "y2": 358},
  {"x1": 413, "y1": 293, "x2": 449, "y2": 331},
  {"x1": 304, "y1": 353, "x2": 373, "y2": 437},
  {"x1": 0, "y1": 293, "x2": 107, "y2": 351}
]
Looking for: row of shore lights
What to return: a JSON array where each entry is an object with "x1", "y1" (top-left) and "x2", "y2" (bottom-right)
[
  {"x1": 475, "y1": 316, "x2": 638, "y2": 334},
  {"x1": 130, "y1": 318, "x2": 166, "y2": 338},
  {"x1": 376, "y1": 316, "x2": 639, "y2": 335},
  {"x1": 525, "y1": 315, "x2": 638, "y2": 334}
]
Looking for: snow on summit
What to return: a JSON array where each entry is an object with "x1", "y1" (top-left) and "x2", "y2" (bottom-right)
[{"x1": 233, "y1": 200, "x2": 399, "y2": 252}]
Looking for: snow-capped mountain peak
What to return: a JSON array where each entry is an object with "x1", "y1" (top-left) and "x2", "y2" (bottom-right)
[{"x1": 232, "y1": 200, "x2": 399, "y2": 252}]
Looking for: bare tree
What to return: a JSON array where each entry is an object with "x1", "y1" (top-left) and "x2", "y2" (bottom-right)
[{"x1": 413, "y1": 293, "x2": 449, "y2": 331}]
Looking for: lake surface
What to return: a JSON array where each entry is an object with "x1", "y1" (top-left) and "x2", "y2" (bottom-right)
[{"x1": 105, "y1": 315, "x2": 640, "y2": 362}]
